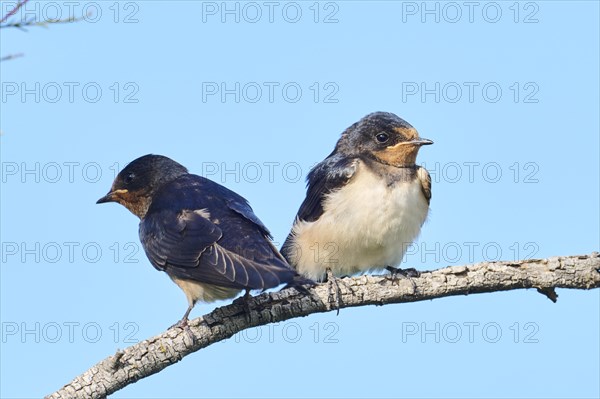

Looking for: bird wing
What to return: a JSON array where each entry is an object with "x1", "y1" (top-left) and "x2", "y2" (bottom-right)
[
  {"x1": 416, "y1": 166, "x2": 432, "y2": 204},
  {"x1": 223, "y1": 190, "x2": 272, "y2": 237},
  {"x1": 297, "y1": 154, "x2": 358, "y2": 223},
  {"x1": 140, "y1": 208, "x2": 221, "y2": 271},
  {"x1": 140, "y1": 206, "x2": 294, "y2": 290},
  {"x1": 280, "y1": 155, "x2": 357, "y2": 260}
]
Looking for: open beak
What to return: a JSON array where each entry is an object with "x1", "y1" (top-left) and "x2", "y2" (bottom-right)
[{"x1": 96, "y1": 189, "x2": 128, "y2": 204}]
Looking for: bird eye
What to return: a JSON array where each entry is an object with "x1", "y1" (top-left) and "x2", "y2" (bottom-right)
[
  {"x1": 123, "y1": 172, "x2": 135, "y2": 184},
  {"x1": 376, "y1": 132, "x2": 389, "y2": 143}
]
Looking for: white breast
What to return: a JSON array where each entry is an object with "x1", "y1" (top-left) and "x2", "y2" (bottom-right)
[{"x1": 289, "y1": 164, "x2": 429, "y2": 281}]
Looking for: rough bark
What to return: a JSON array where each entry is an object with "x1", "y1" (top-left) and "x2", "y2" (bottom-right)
[{"x1": 46, "y1": 253, "x2": 600, "y2": 399}]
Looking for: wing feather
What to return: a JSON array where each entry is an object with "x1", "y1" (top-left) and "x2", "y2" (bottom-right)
[
  {"x1": 281, "y1": 155, "x2": 357, "y2": 262},
  {"x1": 140, "y1": 204, "x2": 294, "y2": 290}
]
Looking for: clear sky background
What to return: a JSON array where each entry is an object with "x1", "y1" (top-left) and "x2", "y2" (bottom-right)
[{"x1": 1, "y1": 1, "x2": 599, "y2": 398}]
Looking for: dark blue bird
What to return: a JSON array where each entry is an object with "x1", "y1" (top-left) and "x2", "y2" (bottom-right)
[{"x1": 97, "y1": 154, "x2": 305, "y2": 325}]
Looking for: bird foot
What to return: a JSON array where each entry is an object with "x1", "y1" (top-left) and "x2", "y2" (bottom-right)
[
  {"x1": 170, "y1": 317, "x2": 195, "y2": 345},
  {"x1": 385, "y1": 266, "x2": 420, "y2": 293},
  {"x1": 325, "y1": 269, "x2": 353, "y2": 315},
  {"x1": 169, "y1": 318, "x2": 187, "y2": 330},
  {"x1": 386, "y1": 266, "x2": 420, "y2": 278}
]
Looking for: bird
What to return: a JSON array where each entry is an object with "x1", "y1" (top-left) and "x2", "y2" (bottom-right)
[
  {"x1": 281, "y1": 112, "x2": 433, "y2": 282},
  {"x1": 97, "y1": 154, "x2": 307, "y2": 326}
]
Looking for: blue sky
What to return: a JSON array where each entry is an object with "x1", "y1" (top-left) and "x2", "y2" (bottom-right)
[{"x1": 1, "y1": 1, "x2": 599, "y2": 398}]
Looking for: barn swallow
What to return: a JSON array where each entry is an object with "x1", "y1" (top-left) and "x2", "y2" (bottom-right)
[
  {"x1": 97, "y1": 154, "x2": 307, "y2": 325},
  {"x1": 281, "y1": 112, "x2": 432, "y2": 282}
]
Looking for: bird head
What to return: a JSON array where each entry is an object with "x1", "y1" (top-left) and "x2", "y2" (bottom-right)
[
  {"x1": 96, "y1": 154, "x2": 188, "y2": 218},
  {"x1": 336, "y1": 112, "x2": 433, "y2": 167}
]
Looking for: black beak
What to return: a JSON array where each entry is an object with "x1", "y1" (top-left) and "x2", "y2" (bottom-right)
[
  {"x1": 413, "y1": 138, "x2": 433, "y2": 146},
  {"x1": 98, "y1": 187, "x2": 131, "y2": 204},
  {"x1": 96, "y1": 192, "x2": 116, "y2": 204},
  {"x1": 97, "y1": 188, "x2": 129, "y2": 204}
]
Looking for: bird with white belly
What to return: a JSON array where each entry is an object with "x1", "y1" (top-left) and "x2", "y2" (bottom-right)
[{"x1": 281, "y1": 112, "x2": 433, "y2": 282}]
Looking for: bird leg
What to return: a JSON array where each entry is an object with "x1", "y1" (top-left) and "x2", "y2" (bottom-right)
[
  {"x1": 385, "y1": 266, "x2": 420, "y2": 292},
  {"x1": 325, "y1": 268, "x2": 353, "y2": 315},
  {"x1": 170, "y1": 305, "x2": 195, "y2": 344},
  {"x1": 180, "y1": 305, "x2": 194, "y2": 325},
  {"x1": 170, "y1": 305, "x2": 192, "y2": 329}
]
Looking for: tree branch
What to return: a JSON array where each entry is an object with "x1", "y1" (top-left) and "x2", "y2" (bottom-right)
[
  {"x1": 46, "y1": 253, "x2": 600, "y2": 399},
  {"x1": 0, "y1": 13, "x2": 90, "y2": 31},
  {"x1": 0, "y1": 0, "x2": 29, "y2": 24},
  {"x1": 0, "y1": 0, "x2": 90, "y2": 62}
]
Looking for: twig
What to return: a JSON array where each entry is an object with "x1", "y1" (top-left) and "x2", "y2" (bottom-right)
[
  {"x1": 0, "y1": 14, "x2": 90, "y2": 30},
  {"x1": 0, "y1": 53, "x2": 24, "y2": 62},
  {"x1": 0, "y1": 0, "x2": 29, "y2": 24}
]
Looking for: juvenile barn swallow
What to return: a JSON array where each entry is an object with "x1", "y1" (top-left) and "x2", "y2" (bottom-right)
[
  {"x1": 281, "y1": 112, "x2": 432, "y2": 281},
  {"x1": 97, "y1": 154, "x2": 305, "y2": 325}
]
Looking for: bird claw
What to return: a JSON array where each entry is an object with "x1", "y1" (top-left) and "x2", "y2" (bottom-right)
[
  {"x1": 170, "y1": 318, "x2": 196, "y2": 345},
  {"x1": 386, "y1": 266, "x2": 421, "y2": 278},
  {"x1": 325, "y1": 269, "x2": 354, "y2": 315},
  {"x1": 385, "y1": 266, "x2": 420, "y2": 293},
  {"x1": 169, "y1": 318, "x2": 187, "y2": 330}
]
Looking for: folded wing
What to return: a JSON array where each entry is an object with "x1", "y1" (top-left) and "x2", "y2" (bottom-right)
[
  {"x1": 281, "y1": 155, "x2": 357, "y2": 260},
  {"x1": 140, "y1": 207, "x2": 294, "y2": 290}
]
